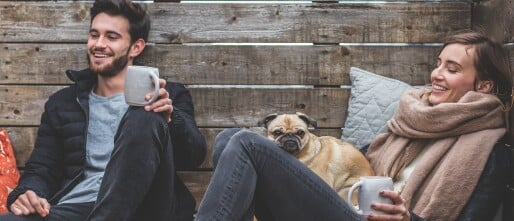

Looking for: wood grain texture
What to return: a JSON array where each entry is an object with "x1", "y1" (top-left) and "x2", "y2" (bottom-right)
[
  {"x1": 0, "y1": 2, "x2": 470, "y2": 43},
  {"x1": 472, "y1": 0, "x2": 514, "y2": 43},
  {"x1": 177, "y1": 171, "x2": 212, "y2": 210},
  {"x1": 0, "y1": 43, "x2": 437, "y2": 86},
  {"x1": 0, "y1": 86, "x2": 348, "y2": 127}
]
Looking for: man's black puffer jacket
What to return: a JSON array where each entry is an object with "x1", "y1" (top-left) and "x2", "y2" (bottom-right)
[{"x1": 7, "y1": 68, "x2": 207, "y2": 220}]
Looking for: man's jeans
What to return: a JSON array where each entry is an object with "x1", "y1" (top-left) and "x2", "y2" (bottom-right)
[
  {"x1": 195, "y1": 128, "x2": 362, "y2": 221},
  {"x1": 0, "y1": 107, "x2": 177, "y2": 221}
]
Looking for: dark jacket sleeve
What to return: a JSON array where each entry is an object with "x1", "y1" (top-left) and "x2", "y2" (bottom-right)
[
  {"x1": 7, "y1": 97, "x2": 65, "y2": 208},
  {"x1": 167, "y1": 82, "x2": 207, "y2": 170},
  {"x1": 454, "y1": 139, "x2": 512, "y2": 221},
  {"x1": 407, "y1": 141, "x2": 511, "y2": 221}
]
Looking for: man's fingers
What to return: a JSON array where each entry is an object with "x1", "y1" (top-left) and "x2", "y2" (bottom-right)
[
  {"x1": 27, "y1": 191, "x2": 44, "y2": 211},
  {"x1": 16, "y1": 194, "x2": 36, "y2": 214},
  {"x1": 158, "y1": 79, "x2": 166, "y2": 88},
  {"x1": 10, "y1": 203, "x2": 24, "y2": 215},
  {"x1": 11, "y1": 190, "x2": 50, "y2": 216},
  {"x1": 38, "y1": 198, "x2": 50, "y2": 217}
]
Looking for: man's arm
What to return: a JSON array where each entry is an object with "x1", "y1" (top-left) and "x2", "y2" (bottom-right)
[
  {"x1": 166, "y1": 82, "x2": 207, "y2": 170},
  {"x1": 8, "y1": 97, "x2": 66, "y2": 215}
]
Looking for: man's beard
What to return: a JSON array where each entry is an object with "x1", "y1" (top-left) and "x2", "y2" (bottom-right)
[{"x1": 87, "y1": 50, "x2": 129, "y2": 77}]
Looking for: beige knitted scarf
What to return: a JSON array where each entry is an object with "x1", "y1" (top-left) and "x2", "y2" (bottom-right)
[{"x1": 366, "y1": 89, "x2": 506, "y2": 221}]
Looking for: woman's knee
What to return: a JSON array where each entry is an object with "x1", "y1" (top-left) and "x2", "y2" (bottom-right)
[{"x1": 213, "y1": 128, "x2": 243, "y2": 168}]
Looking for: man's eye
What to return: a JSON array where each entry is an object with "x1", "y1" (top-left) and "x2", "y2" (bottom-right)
[{"x1": 107, "y1": 35, "x2": 119, "y2": 40}]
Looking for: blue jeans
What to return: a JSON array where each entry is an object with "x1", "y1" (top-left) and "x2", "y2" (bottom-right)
[
  {"x1": 0, "y1": 107, "x2": 181, "y2": 221},
  {"x1": 195, "y1": 128, "x2": 362, "y2": 221}
]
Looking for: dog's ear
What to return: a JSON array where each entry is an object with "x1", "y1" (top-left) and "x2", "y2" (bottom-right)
[
  {"x1": 258, "y1": 113, "x2": 279, "y2": 129},
  {"x1": 296, "y1": 112, "x2": 317, "y2": 128}
]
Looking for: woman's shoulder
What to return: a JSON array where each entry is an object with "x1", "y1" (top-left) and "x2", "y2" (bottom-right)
[
  {"x1": 493, "y1": 135, "x2": 512, "y2": 152},
  {"x1": 487, "y1": 135, "x2": 513, "y2": 176}
]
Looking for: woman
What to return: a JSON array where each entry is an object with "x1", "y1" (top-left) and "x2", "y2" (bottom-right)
[{"x1": 194, "y1": 32, "x2": 514, "y2": 221}]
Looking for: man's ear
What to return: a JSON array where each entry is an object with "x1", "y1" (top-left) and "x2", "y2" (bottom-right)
[
  {"x1": 476, "y1": 80, "x2": 493, "y2": 93},
  {"x1": 129, "y1": 38, "x2": 146, "y2": 59}
]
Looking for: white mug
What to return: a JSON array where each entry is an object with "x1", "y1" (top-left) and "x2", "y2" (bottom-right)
[
  {"x1": 348, "y1": 176, "x2": 394, "y2": 215},
  {"x1": 124, "y1": 65, "x2": 160, "y2": 106}
]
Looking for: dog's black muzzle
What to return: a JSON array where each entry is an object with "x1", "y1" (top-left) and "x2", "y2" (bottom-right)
[{"x1": 278, "y1": 134, "x2": 301, "y2": 154}]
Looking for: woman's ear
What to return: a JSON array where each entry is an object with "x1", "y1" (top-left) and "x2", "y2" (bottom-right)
[
  {"x1": 476, "y1": 80, "x2": 493, "y2": 93},
  {"x1": 128, "y1": 38, "x2": 146, "y2": 59}
]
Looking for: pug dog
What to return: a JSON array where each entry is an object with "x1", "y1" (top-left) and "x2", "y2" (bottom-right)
[{"x1": 258, "y1": 112, "x2": 375, "y2": 204}]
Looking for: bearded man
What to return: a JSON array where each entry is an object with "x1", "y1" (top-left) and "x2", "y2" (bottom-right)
[{"x1": 0, "y1": 1, "x2": 206, "y2": 220}]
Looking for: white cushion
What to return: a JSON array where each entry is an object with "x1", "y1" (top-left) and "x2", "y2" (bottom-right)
[{"x1": 342, "y1": 67, "x2": 413, "y2": 149}]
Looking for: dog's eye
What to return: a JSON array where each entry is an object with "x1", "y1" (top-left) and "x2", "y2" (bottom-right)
[
  {"x1": 272, "y1": 131, "x2": 283, "y2": 136},
  {"x1": 296, "y1": 130, "x2": 305, "y2": 136}
]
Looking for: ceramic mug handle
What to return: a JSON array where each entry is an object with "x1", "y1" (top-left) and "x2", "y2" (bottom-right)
[{"x1": 348, "y1": 180, "x2": 363, "y2": 214}]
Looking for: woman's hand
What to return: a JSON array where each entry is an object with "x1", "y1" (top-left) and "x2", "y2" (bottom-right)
[
  {"x1": 367, "y1": 190, "x2": 410, "y2": 221},
  {"x1": 144, "y1": 79, "x2": 173, "y2": 123}
]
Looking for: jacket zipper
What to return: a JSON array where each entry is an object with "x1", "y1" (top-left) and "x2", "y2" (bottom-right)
[{"x1": 49, "y1": 86, "x2": 90, "y2": 204}]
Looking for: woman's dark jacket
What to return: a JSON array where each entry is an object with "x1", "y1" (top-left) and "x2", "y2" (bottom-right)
[
  {"x1": 410, "y1": 136, "x2": 513, "y2": 221},
  {"x1": 7, "y1": 69, "x2": 207, "y2": 219}
]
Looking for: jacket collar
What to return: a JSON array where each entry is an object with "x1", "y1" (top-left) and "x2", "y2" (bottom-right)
[
  {"x1": 66, "y1": 68, "x2": 96, "y2": 83},
  {"x1": 66, "y1": 69, "x2": 97, "y2": 114}
]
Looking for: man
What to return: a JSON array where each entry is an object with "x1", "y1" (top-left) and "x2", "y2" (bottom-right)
[{"x1": 0, "y1": 0, "x2": 206, "y2": 220}]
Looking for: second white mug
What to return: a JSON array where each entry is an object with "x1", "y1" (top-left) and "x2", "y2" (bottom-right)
[{"x1": 348, "y1": 176, "x2": 394, "y2": 216}]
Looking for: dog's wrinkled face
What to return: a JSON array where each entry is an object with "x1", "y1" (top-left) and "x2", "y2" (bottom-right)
[{"x1": 259, "y1": 113, "x2": 316, "y2": 155}]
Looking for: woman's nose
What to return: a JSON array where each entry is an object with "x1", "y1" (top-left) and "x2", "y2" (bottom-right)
[{"x1": 431, "y1": 65, "x2": 444, "y2": 80}]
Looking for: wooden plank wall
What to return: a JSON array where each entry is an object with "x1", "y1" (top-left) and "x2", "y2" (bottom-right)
[{"x1": 0, "y1": 0, "x2": 492, "y2": 208}]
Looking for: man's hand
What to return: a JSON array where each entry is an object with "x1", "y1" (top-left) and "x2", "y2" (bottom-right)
[
  {"x1": 144, "y1": 79, "x2": 173, "y2": 123},
  {"x1": 366, "y1": 190, "x2": 410, "y2": 221},
  {"x1": 10, "y1": 190, "x2": 50, "y2": 217}
]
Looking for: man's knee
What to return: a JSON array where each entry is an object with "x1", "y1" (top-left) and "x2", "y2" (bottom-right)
[
  {"x1": 118, "y1": 107, "x2": 169, "y2": 138},
  {"x1": 123, "y1": 107, "x2": 167, "y2": 128}
]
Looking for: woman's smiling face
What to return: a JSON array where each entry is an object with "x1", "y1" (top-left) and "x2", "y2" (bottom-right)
[{"x1": 429, "y1": 43, "x2": 479, "y2": 105}]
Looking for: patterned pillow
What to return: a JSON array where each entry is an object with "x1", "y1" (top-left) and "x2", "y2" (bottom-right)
[
  {"x1": 0, "y1": 128, "x2": 20, "y2": 213},
  {"x1": 342, "y1": 67, "x2": 413, "y2": 149}
]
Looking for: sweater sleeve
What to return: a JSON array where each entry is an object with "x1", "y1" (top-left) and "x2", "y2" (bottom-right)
[{"x1": 167, "y1": 82, "x2": 207, "y2": 170}]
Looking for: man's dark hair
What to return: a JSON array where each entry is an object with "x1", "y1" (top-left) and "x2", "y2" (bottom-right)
[{"x1": 90, "y1": 0, "x2": 151, "y2": 44}]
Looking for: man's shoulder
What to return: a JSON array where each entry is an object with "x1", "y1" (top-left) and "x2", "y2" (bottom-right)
[
  {"x1": 166, "y1": 81, "x2": 186, "y2": 89},
  {"x1": 46, "y1": 86, "x2": 77, "y2": 105},
  {"x1": 165, "y1": 81, "x2": 189, "y2": 96}
]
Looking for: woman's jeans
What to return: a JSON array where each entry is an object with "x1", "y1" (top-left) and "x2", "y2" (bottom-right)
[
  {"x1": 0, "y1": 107, "x2": 178, "y2": 221},
  {"x1": 195, "y1": 128, "x2": 362, "y2": 221}
]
